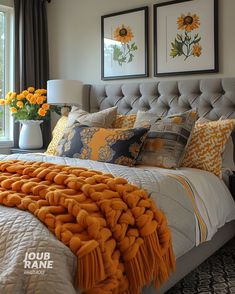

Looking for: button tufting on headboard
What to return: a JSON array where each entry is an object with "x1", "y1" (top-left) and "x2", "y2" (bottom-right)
[{"x1": 88, "y1": 78, "x2": 235, "y2": 120}]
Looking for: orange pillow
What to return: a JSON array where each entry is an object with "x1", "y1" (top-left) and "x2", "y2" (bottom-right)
[{"x1": 182, "y1": 119, "x2": 235, "y2": 177}]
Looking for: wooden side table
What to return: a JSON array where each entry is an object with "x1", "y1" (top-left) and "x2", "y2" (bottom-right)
[{"x1": 10, "y1": 148, "x2": 46, "y2": 154}]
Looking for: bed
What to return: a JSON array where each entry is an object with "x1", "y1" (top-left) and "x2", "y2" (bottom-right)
[
  {"x1": 0, "y1": 77, "x2": 235, "y2": 294},
  {"x1": 88, "y1": 77, "x2": 235, "y2": 293}
]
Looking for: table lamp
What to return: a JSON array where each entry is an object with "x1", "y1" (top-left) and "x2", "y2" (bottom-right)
[{"x1": 47, "y1": 79, "x2": 83, "y2": 116}]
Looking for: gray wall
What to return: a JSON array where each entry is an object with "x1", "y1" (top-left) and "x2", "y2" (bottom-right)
[{"x1": 47, "y1": 0, "x2": 235, "y2": 84}]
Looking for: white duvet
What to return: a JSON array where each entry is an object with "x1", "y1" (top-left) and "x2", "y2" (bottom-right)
[
  {"x1": 138, "y1": 165, "x2": 235, "y2": 243},
  {"x1": 0, "y1": 153, "x2": 234, "y2": 294}
]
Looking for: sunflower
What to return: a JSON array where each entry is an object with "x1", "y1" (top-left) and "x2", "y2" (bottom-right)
[
  {"x1": 192, "y1": 43, "x2": 202, "y2": 57},
  {"x1": 177, "y1": 13, "x2": 200, "y2": 32},
  {"x1": 113, "y1": 24, "x2": 134, "y2": 43}
]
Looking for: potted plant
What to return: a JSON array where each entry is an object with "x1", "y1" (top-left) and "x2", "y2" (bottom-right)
[{"x1": 0, "y1": 87, "x2": 50, "y2": 149}]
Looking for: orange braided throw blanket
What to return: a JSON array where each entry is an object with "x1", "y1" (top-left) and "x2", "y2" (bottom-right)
[{"x1": 0, "y1": 160, "x2": 175, "y2": 293}]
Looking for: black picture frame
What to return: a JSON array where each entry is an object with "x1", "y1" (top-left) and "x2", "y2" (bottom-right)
[
  {"x1": 154, "y1": 0, "x2": 218, "y2": 77},
  {"x1": 101, "y1": 7, "x2": 149, "y2": 80}
]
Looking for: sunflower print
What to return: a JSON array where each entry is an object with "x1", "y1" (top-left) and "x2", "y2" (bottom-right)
[
  {"x1": 177, "y1": 13, "x2": 200, "y2": 32},
  {"x1": 170, "y1": 12, "x2": 202, "y2": 60},
  {"x1": 111, "y1": 24, "x2": 138, "y2": 66},
  {"x1": 114, "y1": 25, "x2": 134, "y2": 44}
]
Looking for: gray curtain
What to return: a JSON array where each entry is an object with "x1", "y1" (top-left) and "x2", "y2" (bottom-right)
[{"x1": 14, "y1": 0, "x2": 50, "y2": 148}]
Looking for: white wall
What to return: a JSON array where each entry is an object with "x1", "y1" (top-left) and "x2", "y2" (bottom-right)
[
  {"x1": 47, "y1": 0, "x2": 235, "y2": 84},
  {"x1": 0, "y1": 0, "x2": 13, "y2": 7}
]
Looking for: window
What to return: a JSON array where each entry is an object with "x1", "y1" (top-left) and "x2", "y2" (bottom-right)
[{"x1": 0, "y1": 4, "x2": 13, "y2": 144}]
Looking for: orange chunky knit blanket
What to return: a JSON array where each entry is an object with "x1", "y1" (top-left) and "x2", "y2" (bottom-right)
[{"x1": 0, "y1": 160, "x2": 175, "y2": 294}]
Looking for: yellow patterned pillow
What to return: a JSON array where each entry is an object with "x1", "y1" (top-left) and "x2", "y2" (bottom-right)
[
  {"x1": 112, "y1": 114, "x2": 136, "y2": 129},
  {"x1": 46, "y1": 116, "x2": 68, "y2": 155},
  {"x1": 182, "y1": 119, "x2": 235, "y2": 177}
]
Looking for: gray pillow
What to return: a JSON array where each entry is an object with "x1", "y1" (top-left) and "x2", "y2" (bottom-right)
[{"x1": 66, "y1": 106, "x2": 118, "y2": 128}]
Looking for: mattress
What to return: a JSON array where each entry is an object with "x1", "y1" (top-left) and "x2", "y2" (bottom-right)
[{"x1": 0, "y1": 153, "x2": 234, "y2": 294}]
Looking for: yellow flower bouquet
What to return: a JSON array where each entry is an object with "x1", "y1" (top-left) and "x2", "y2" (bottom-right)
[{"x1": 0, "y1": 87, "x2": 50, "y2": 120}]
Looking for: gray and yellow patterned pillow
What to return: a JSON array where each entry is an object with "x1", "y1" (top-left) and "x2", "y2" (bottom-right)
[
  {"x1": 136, "y1": 110, "x2": 198, "y2": 168},
  {"x1": 56, "y1": 123, "x2": 149, "y2": 167}
]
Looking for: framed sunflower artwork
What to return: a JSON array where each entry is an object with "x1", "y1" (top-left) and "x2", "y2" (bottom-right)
[
  {"x1": 101, "y1": 7, "x2": 149, "y2": 80},
  {"x1": 154, "y1": 0, "x2": 218, "y2": 76}
]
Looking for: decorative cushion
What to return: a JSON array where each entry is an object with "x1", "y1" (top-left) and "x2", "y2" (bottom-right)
[
  {"x1": 196, "y1": 117, "x2": 235, "y2": 171},
  {"x1": 222, "y1": 136, "x2": 235, "y2": 171},
  {"x1": 56, "y1": 123, "x2": 149, "y2": 166},
  {"x1": 182, "y1": 119, "x2": 235, "y2": 177},
  {"x1": 67, "y1": 106, "x2": 117, "y2": 128},
  {"x1": 112, "y1": 114, "x2": 137, "y2": 129},
  {"x1": 134, "y1": 111, "x2": 160, "y2": 128},
  {"x1": 137, "y1": 110, "x2": 198, "y2": 168},
  {"x1": 46, "y1": 116, "x2": 68, "y2": 155}
]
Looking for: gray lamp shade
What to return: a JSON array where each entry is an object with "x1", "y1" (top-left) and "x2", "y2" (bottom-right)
[{"x1": 47, "y1": 80, "x2": 83, "y2": 106}]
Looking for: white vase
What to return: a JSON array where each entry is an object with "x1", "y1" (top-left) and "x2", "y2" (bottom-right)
[{"x1": 19, "y1": 120, "x2": 43, "y2": 149}]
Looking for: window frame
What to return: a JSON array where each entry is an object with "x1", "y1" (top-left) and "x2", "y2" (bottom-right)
[{"x1": 0, "y1": 3, "x2": 14, "y2": 146}]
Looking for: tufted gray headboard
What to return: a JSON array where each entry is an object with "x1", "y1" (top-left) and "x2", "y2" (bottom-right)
[{"x1": 83, "y1": 78, "x2": 235, "y2": 120}]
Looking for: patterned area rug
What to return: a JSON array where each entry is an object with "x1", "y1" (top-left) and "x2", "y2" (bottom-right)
[{"x1": 166, "y1": 238, "x2": 235, "y2": 294}]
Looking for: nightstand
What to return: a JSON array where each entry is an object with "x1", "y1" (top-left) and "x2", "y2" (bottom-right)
[
  {"x1": 10, "y1": 148, "x2": 46, "y2": 154},
  {"x1": 229, "y1": 174, "x2": 235, "y2": 200}
]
